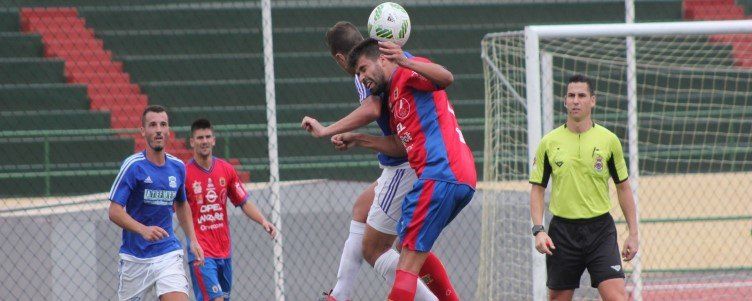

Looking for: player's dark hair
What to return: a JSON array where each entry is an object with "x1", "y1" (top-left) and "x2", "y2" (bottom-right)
[
  {"x1": 141, "y1": 105, "x2": 167, "y2": 126},
  {"x1": 325, "y1": 21, "x2": 364, "y2": 56},
  {"x1": 567, "y1": 74, "x2": 595, "y2": 96},
  {"x1": 190, "y1": 118, "x2": 212, "y2": 136},
  {"x1": 347, "y1": 38, "x2": 381, "y2": 72}
]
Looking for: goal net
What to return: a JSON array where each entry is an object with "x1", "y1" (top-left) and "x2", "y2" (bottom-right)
[{"x1": 480, "y1": 20, "x2": 752, "y2": 300}]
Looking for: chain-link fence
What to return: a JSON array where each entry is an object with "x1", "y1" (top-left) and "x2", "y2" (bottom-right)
[{"x1": 0, "y1": 0, "x2": 695, "y2": 300}]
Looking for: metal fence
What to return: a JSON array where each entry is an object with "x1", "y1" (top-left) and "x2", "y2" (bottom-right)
[{"x1": 0, "y1": 0, "x2": 698, "y2": 300}]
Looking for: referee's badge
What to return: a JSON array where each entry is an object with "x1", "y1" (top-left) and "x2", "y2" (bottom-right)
[{"x1": 594, "y1": 156, "x2": 604, "y2": 172}]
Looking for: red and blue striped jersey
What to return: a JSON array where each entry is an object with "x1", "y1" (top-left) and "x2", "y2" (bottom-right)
[{"x1": 387, "y1": 57, "x2": 476, "y2": 188}]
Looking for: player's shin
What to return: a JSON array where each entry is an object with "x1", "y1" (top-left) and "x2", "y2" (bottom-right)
[
  {"x1": 331, "y1": 220, "x2": 366, "y2": 300},
  {"x1": 375, "y1": 250, "x2": 437, "y2": 301},
  {"x1": 388, "y1": 269, "x2": 418, "y2": 301},
  {"x1": 419, "y1": 252, "x2": 459, "y2": 301}
]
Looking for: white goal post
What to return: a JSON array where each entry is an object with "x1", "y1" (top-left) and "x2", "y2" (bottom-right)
[{"x1": 480, "y1": 19, "x2": 752, "y2": 301}]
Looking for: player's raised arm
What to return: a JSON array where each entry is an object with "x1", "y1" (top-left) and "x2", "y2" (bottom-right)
[
  {"x1": 301, "y1": 95, "x2": 383, "y2": 138},
  {"x1": 331, "y1": 132, "x2": 406, "y2": 157},
  {"x1": 379, "y1": 41, "x2": 453, "y2": 89}
]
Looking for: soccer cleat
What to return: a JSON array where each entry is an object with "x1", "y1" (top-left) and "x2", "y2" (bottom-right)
[
  {"x1": 317, "y1": 289, "x2": 353, "y2": 301},
  {"x1": 318, "y1": 290, "x2": 337, "y2": 301}
]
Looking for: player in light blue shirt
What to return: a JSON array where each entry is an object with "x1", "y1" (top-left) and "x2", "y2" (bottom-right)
[{"x1": 108, "y1": 105, "x2": 204, "y2": 301}]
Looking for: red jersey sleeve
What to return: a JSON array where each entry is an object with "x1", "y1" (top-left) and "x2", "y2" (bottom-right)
[
  {"x1": 228, "y1": 166, "x2": 249, "y2": 207},
  {"x1": 402, "y1": 57, "x2": 442, "y2": 92}
]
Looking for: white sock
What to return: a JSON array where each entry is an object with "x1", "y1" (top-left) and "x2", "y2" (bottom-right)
[
  {"x1": 374, "y1": 249, "x2": 438, "y2": 301},
  {"x1": 331, "y1": 220, "x2": 366, "y2": 300}
]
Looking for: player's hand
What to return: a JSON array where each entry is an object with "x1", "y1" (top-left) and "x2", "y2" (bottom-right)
[
  {"x1": 261, "y1": 220, "x2": 277, "y2": 239},
  {"x1": 379, "y1": 41, "x2": 408, "y2": 66},
  {"x1": 139, "y1": 225, "x2": 169, "y2": 242},
  {"x1": 534, "y1": 232, "x2": 555, "y2": 255},
  {"x1": 331, "y1": 133, "x2": 358, "y2": 151},
  {"x1": 190, "y1": 240, "x2": 205, "y2": 267},
  {"x1": 622, "y1": 233, "x2": 639, "y2": 261},
  {"x1": 301, "y1": 116, "x2": 327, "y2": 138}
]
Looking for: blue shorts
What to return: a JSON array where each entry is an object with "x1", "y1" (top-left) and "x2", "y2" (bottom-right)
[
  {"x1": 397, "y1": 179, "x2": 474, "y2": 252},
  {"x1": 189, "y1": 258, "x2": 232, "y2": 301}
]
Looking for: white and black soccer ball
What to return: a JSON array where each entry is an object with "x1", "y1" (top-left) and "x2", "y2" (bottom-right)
[{"x1": 367, "y1": 2, "x2": 411, "y2": 46}]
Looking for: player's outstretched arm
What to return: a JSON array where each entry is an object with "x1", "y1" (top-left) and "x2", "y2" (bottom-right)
[
  {"x1": 379, "y1": 41, "x2": 453, "y2": 89},
  {"x1": 175, "y1": 201, "x2": 205, "y2": 265},
  {"x1": 331, "y1": 132, "x2": 406, "y2": 157},
  {"x1": 108, "y1": 202, "x2": 169, "y2": 242},
  {"x1": 240, "y1": 201, "x2": 277, "y2": 239},
  {"x1": 616, "y1": 180, "x2": 639, "y2": 261},
  {"x1": 301, "y1": 96, "x2": 382, "y2": 138}
]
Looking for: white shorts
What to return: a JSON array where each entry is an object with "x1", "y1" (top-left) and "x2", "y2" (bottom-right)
[
  {"x1": 366, "y1": 164, "x2": 417, "y2": 235},
  {"x1": 117, "y1": 250, "x2": 190, "y2": 301}
]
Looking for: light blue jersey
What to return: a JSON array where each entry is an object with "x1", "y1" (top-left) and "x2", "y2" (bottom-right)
[
  {"x1": 354, "y1": 51, "x2": 413, "y2": 167},
  {"x1": 109, "y1": 151, "x2": 187, "y2": 259}
]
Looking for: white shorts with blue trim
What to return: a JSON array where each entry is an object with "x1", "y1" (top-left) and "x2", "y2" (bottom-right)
[
  {"x1": 117, "y1": 250, "x2": 190, "y2": 301},
  {"x1": 366, "y1": 163, "x2": 417, "y2": 235}
]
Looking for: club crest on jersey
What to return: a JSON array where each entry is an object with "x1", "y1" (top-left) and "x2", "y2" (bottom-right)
[
  {"x1": 219, "y1": 177, "x2": 226, "y2": 187},
  {"x1": 206, "y1": 189, "x2": 218, "y2": 203},
  {"x1": 532, "y1": 157, "x2": 537, "y2": 168},
  {"x1": 594, "y1": 156, "x2": 604, "y2": 172},
  {"x1": 168, "y1": 176, "x2": 177, "y2": 188},
  {"x1": 193, "y1": 181, "x2": 202, "y2": 194},
  {"x1": 395, "y1": 98, "x2": 411, "y2": 120}
]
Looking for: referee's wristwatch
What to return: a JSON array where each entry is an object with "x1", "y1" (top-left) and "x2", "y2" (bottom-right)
[{"x1": 532, "y1": 225, "x2": 545, "y2": 236}]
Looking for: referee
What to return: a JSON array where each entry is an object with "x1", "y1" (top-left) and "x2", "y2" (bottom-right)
[{"x1": 529, "y1": 74, "x2": 639, "y2": 301}]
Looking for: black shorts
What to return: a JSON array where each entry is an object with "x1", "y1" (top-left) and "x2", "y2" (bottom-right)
[{"x1": 546, "y1": 213, "x2": 625, "y2": 290}]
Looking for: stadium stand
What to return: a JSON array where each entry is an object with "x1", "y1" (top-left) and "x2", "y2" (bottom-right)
[{"x1": 0, "y1": 1, "x2": 685, "y2": 196}]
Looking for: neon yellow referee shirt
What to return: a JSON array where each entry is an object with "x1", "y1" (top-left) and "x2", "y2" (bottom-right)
[{"x1": 529, "y1": 123, "x2": 629, "y2": 219}]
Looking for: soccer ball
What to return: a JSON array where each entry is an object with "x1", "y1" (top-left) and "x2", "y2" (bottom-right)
[{"x1": 367, "y1": 2, "x2": 411, "y2": 46}]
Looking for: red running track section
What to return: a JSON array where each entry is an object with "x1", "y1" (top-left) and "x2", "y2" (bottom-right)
[{"x1": 19, "y1": 7, "x2": 249, "y2": 181}]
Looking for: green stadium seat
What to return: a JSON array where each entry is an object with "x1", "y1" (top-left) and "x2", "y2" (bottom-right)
[
  {"x1": 0, "y1": 84, "x2": 90, "y2": 111},
  {"x1": 121, "y1": 57, "x2": 264, "y2": 82},
  {"x1": 0, "y1": 110, "x2": 111, "y2": 130},
  {"x1": 0, "y1": 136, "x2": 132, "y2": 167},
  {"x1": 81, "y1": 8, "x2": 261, "y2": 31},
  {"x1": 0, "y1": 59, "x2": 66, "y2": 84},
  {"x1": 0, "y1": 11, "x2": 18, "y2": 31},
  {"x1": 140, "y1": 76, "x2": 482, "y2": 106},
  {"x1": 0, "y1": 33, "x2": 44, "y2": 57}
]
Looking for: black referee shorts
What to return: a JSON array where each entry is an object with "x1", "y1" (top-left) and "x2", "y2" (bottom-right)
[{"x1": 546, "y1": 213, "x2": 625, "y2": 290}]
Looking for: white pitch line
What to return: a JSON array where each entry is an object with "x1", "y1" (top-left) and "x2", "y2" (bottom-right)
[{"x1": 628, "y1": 280, "x2": 752, "y2": 291}]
